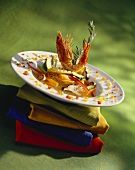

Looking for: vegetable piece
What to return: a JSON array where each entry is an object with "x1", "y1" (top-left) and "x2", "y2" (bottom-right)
[
  {"x1": 72, "y1": 72, "x2": 84, "y2": 79},
  {"x1": 47, "y1": 68, "x2": 84, "y2": 79},
  {"x1": 46, "y1": 59, "x2": 52, "y2": 70},
  {"x1": 43, "y1": 59, "x2": 48, "y2": 71},
  {"x1": 37, "y1": 74, "x2": 46, "y2": 81},
  {"x1": 68, "y1": 75, "x2": 96, "y2": 97},
  {"x1": 45, "y1": 78, "x2": 59, "y2": 88},
  {"x1": 28, "y1": 63, "x2": 43, "y2": 74},
  {"x1": 38, "y1": 65, "x2": 47, "y2": 73},
  {"x1": 51, "y1": 55, "x2": 57, "y2": 67},
  {"x1": 68, "y1": 75, "x2": 89, "y2": 92}
]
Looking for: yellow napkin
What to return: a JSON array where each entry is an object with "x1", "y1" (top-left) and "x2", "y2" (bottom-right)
[
  {"x1": 17, "y1": 84, "x2": 100, "y2": 126},
  {"x1": 29, "y1": 103, "x2": 109, "y2": 134}
]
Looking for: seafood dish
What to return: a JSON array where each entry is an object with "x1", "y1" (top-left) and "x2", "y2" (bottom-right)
[
  {"x1": 11, "y1": 21, "x2": 124, "y2": 106},
  {"x1": 28, "y1": 21, "x2": 97, "y2": 97}
]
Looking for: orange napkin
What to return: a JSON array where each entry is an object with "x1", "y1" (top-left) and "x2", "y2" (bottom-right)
[{"x1": 29, "y1": 103, "x2": 109, "y2": 134}]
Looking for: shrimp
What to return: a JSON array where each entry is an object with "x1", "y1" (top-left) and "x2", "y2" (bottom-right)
[
  {"x1": 56, "y1": 31, "x2": 90, "y2": 74},
  {"x1": 56, "y1": 31, "x2": 73, "y2": 68}
]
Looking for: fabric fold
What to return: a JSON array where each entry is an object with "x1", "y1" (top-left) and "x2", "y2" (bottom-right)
[
  {"x1": 29, "y1": 103, "x2": 109, "y2": 134},
  {"x1": 7, "y1": 97, "x2": 93, "y2": 146},
  {"x1": 17, "y1": 84, "x2": 100, "y2": 126},
  {"x1": 16, "y1": 120, "x2": 104, "y2": 154}
]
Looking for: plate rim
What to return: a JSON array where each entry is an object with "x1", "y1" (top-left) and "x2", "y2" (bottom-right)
[{"x1": 11, "y1": 51, "x2": 125, "y2": 107}]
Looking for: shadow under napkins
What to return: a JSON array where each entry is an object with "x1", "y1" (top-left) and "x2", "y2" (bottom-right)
[{"x1": 0, "y1": 84, "x2": 97, "y2": 159}]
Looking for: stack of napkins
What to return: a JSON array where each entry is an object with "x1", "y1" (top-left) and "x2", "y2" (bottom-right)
[{"x1": 7, "y1": 84, "x2": 110, "y2": 154}]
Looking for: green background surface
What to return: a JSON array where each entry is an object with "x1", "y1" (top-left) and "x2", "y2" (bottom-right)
[{"x1": 0, "y1": 0, "x2": 135, "y2": 170}]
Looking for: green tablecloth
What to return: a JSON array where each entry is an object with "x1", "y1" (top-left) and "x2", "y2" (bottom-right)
[{"x1": 0, "y1": 0, "x2": 135, "y2": 169}]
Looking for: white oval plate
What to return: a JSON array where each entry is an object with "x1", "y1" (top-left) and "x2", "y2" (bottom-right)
[{"x1": 11, "y1": 51, "x2": 124, "y2": 107}]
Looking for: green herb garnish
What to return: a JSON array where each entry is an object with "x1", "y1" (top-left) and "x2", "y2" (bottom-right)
[
  {"x1": 87, "y1": 21, "x2": 96, "y2": 43},
  {"x1": 72, "y1": 20, "x2": 96, "y2": 65}
]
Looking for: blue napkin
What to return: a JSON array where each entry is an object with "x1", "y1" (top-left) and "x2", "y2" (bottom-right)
[{"x1": 7, "y1": 97, "x2": 93, "y2": 146}]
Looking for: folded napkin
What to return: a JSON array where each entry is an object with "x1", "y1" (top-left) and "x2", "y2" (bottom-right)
[
  {"x1": 7, "y1": 97, "x2": 93, "y2": 146},
  {"x1": 29, "y1": 103, "x2": 109, "y2": 134},
  {"x1": 16, "y1": 120, "x2": 104, "y2": 154},
  {"x1": 17, "y1": 84, "x2": 100, "y2": 126}
]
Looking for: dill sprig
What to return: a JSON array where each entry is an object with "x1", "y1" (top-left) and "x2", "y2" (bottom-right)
[
  {"x1": 72, "y1": 46, "x2": 82, "y2": 65},
  {"x1": 72, "y1": 21, "x2": 96, "y2": 65},
  {"x1": 87, "y1": 21, "x2": 96, "y2": 43}
]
